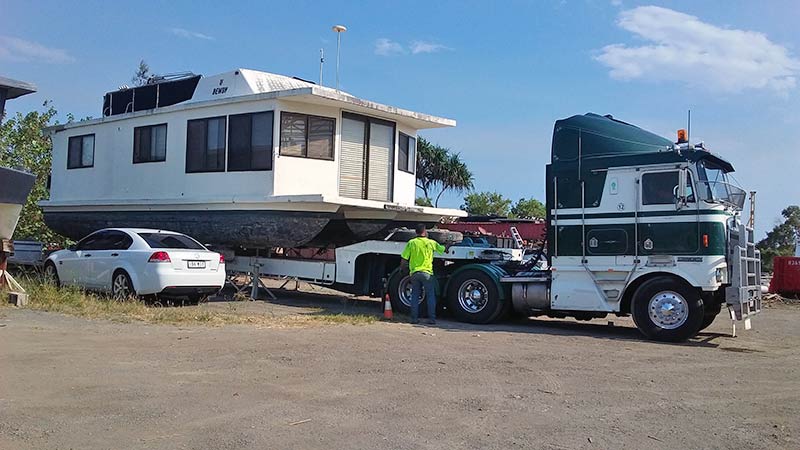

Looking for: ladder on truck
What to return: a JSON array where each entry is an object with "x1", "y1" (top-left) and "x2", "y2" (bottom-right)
[{"x1": 510, "y1": 226, "x2": 525, "y2": 249}]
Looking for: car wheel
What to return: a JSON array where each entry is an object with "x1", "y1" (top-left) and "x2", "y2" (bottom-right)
[
  {"x1": 111, "y1": 270, "x2": 135, "y2": 300},
  {"x1": 387, "y1": 270, "x2": 427, "y2": 316},
  {"x1": 631, "y1": 277, "x2": 704, "y2": 342},
  {"x1": 447, "y1": 269, "x2": 504, "y2": 324},
  {"x1": 43, "y1": 262, "x2": 60, "y2": 287}
]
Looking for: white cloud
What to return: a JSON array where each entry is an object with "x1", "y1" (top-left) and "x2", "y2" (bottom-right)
[
  {"x1": 595, "y1": 6, "x2": 800, "y2": 94},
  {"x1": 374, "y1": 38, "x2": 452, "y2": 56},
  {"x1": 0, "y1": 35, "x2": 75, "y2": 64},
  {"x1": 410, "y1": 41, "x2": 452, "y2": 55},
  {"x1": 169, "y1": 27, "x2": 214, "y2": 41},
  {"x1": 374, "y1": 38, "x2": 405, "y2": 56}
]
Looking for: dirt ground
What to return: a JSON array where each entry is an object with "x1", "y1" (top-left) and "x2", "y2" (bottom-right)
[{"x1": 1, "y1": 289, "x2": 798, "y2": 450}]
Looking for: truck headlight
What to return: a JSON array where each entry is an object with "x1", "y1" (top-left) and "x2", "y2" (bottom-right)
[{"x1": 715, "y1": 268, "x2": 724, "y2": 283}]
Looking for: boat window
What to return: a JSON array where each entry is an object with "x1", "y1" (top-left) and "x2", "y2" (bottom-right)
[
  {"x1": 133, "y1": 124, "x2": 167, "y2": 163},
  {"x1": 67, "y1": 134, "x2": 95, "y2": 169},
  {"x1": 138, "y1": 232, "x2": 206, "y2": 250},
  {"x1": 398, "y1": 133, "x2": 416, "y2": 174},
  {"x1": 642, "y1": 171, "x2": 679, "y2": 205},
  {"x1": 186, "y1": 116, "x2": 226, "y2": 173},
  {"x1": 280, "y1": 112, "x2": 335, "y2": 160},
  {"x1": 229, "y1": 111, "x2": 273, "y2": 171}
]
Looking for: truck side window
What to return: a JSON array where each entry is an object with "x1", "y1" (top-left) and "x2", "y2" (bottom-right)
[
  {"x1": 642, "y1": 171, "x2": 679, "y2": 205},
  {"x1": 686, "y1": 172, "x2": 695, "y2": 203}
]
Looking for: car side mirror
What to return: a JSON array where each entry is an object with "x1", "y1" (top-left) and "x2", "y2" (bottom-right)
[{"x1": 67, "y1": 244, "x2": 77, "y2": 251}]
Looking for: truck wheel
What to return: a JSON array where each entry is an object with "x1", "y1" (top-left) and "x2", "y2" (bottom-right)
[
  {"x1": 44, "y1": 262, "x2": 60, "y2": 287},
  {"x1": 448, "y1": 270, "x2": 504, "y2": 324},
  {"x1": 699, "y1": 302, "x2": 722, "y2": 331},
  {"x1": 631, "y1": 277, "x2": 704, "y2": 342},
  {"x1": 387, "y1": 271, "x2": 427, "y2": 316}
]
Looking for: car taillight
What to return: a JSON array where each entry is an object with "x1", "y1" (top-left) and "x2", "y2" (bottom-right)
[
  {"x1": 219, "y1": 253, "x2": 225, "y2": 264},
  {"x1": 148, "y1": 251, "x2": 171, "y2": 263}
]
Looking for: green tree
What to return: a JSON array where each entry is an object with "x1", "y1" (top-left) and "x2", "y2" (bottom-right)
[
  {"x1": 461, "y1": 191, "x2": 512, "y2": 216},
  {"x1": 416, "y1": 137, "x2": 473, "y2": 207},
  {"x1": 132, "y1": 59, "x2": 151, "y2": 86},
  {"x1": 757, "y1": 205, "x2": 800, "y2": 271},
  {"x1": 415, "y1": 196, "x2": 433, "y2": 207},
  {"x1": 0, "y1": 101, "x2": 69, "y2": 246},
  {"x1": 510, "y1": 197, "x2": 546, "y2": 219}
]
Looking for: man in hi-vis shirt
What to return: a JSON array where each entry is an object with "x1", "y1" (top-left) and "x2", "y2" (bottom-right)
[{"x1": 400, "y1": 224, "x2": 446, "y2": 324}]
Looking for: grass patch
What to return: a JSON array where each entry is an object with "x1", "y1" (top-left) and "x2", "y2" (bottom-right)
[{"x1": 5, "y1": 279, "x2": 378, "y2": 327}]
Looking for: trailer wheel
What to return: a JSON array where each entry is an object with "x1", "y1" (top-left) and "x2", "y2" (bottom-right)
[
  {"x1": 387, "y1": 271, "x2": 427, "y2": 316},
  {"x1": 448, "y1": 270, "x2": 503, "y2": 324},
  {"x1": 699, "y1": 302, "x2": 722, "y2": 331},
  {"x1": 631, "y1": 277, "x2": 704, "y2": 342}
]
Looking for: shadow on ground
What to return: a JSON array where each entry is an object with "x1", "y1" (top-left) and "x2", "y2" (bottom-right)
[{"x1": 205, "y1": 281, "x2": 730, "y2": 348}]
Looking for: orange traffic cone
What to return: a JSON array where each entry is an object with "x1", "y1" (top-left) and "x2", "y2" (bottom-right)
[{"x1": 383, "y1": 294, "x2": 393, "y2": 320}]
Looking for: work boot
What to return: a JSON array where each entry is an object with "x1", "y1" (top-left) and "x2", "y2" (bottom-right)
[
  {"x1": 410, "y1": 318, "x2": 420, "y2": 325},
  {"x1": 424, "y1": 318, "x2": 436, "y2": 325}
]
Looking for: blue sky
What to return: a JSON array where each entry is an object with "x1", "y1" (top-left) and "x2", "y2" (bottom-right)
[{"x1": 3, "y1": 0, "x2": 799, "y2": 239}]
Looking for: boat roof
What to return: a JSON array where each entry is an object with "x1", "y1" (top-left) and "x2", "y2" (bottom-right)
[{"x1": 50, "y1": 68, "x2": 456, "y2": 132}]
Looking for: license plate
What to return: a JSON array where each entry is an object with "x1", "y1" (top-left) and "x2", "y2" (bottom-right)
[{"x1": 187, "y1": 261, "x2": 206, "y2": 269}]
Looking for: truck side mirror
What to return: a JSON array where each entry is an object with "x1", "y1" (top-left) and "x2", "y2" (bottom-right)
[{"x1": 675, "y1": 169, "x2": 688, "y2": 209}]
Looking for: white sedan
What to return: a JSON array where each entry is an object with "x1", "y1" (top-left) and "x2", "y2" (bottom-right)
[{"x1": 45, "y1": 228, "x2": 225, "y2": 302}]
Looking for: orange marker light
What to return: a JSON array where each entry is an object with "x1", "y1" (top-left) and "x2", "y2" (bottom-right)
[
  {"x1": 677, "y1": 129, "x2": 688, "y2": 143},
  {"x1": 703, "y1": 234, "x2": 709, "y2": 248}
]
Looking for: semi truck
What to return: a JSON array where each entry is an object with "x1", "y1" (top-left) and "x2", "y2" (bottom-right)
[{"x1": 227, "y1": 113, "x2": 762, "y2": 342}]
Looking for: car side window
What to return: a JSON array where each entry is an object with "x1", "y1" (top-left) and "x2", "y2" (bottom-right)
[
  {"x1": 105, "y1": 231, "x2": 133, "y2": 250},
  {"x1": 76, "y1": 232, "x2": 107, "y2": 251}
]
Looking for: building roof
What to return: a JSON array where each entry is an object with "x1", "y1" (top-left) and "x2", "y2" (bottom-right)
[{"x1": 0, "y1": 76, "x2": 37, "y2": 99}]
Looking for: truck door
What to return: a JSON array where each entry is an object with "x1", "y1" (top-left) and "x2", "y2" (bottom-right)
[{"x1": 638, "y1": 169, "x2": 699, "y2": 256}]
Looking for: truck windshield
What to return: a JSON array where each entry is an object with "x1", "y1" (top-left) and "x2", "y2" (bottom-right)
[{"x1": 696, "y1": 160, "x2": 746, "y2": 210}]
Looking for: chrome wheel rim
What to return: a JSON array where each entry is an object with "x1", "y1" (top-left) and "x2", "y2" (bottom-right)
[
  {"x1": 112, "y1": 274, "x2": 131, "y2": 299},
  {"x1": 457, "y1": 279, "x2": 489, "y2": 314},
  {"x1": 648, "y1": 291, "x2": 689, "y2": 329},
  {"x1": 398, "y1": 275, "x2": 424, "y2": 308}
]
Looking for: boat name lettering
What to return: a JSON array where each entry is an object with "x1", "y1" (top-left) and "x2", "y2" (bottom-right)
[{"x1": 212, "y1": 86, "x2": 228, "y2": 95}]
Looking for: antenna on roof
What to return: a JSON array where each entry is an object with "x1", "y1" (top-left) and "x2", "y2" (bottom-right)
[
  {"x1": 332, "y1": 24, "x2": 347, "y2": 91},
  {"x1": 687, "y1": 109, "x2": 691, "y2": 146},
  {"x1": 319, "y1": 48, "x2": 324, "y2": 86}
]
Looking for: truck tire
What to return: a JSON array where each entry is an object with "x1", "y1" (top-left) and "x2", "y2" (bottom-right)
[
  {"x1": 699, "y1": 302, "x2": 723, "y2": 331},
  {"x1": 388, "y1": 228, "x2": 463, "y2": 245},
  {"x1": 631, "y1": 276, "x2": 704, "y2": 342},
  {"x1": 447, "y1": 269, "x2": 504, "y2": 324},
  {"x1": 387, "y1": 271, "x2": 428, "y2": 316}
]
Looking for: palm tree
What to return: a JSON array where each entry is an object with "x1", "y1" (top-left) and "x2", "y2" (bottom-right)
[{"x1": 415, "y1": 137, "x2": 474, "y2": 207}]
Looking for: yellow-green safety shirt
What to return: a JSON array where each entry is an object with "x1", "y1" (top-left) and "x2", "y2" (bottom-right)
[{"x1": 401, "y1": 237, "x2": 446, "y2": 275}]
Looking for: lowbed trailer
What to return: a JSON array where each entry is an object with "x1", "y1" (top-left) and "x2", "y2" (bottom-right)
[{"x1": 228, "y1": 113, "x2": 762, "y2": 342}]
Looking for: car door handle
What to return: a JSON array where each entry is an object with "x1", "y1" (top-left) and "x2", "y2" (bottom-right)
[
  {"x1": 84, "y1": 254, "x2": 92, "y2": 257},
  {"x1": 111, "y1": 253, "x2": 119, "y2": 257}
]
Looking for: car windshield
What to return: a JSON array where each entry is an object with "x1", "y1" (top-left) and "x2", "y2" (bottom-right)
[
  {"x1": 695, "y1": 160, "x2": 746, "y2": 210},
  {"x1": 138, "y1": 232, "x2": 205, "y2": 250}
]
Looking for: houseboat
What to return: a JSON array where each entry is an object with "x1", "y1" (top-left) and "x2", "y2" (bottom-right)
[{"x1": 42, "y1": 69, "x2": 465, "y2": 248}]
